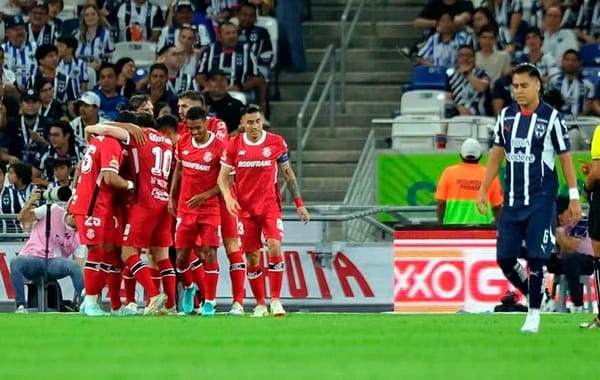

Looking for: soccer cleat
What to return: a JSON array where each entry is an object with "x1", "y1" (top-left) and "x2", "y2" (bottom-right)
[
  {"x1": 520, "y1": 311, "x2": 540, "y2": 333},
  {"x1": 250, "y1": 305, "x2": 269, "y2": 318},
  {"x1": 15, "y1": 305, "x2": 27, "y2": 314},
  {"x1": 181, "y1": 284, "x2": 197, "y2": 314},
  {"x1": 571, "y1": 306, "x2": 584, "y2": 313},
  {"x1": 83, "y1": 302, "x2": 107, "y2": 317},
  {"x1": 162, "y1": 307, "x2": 178, "y2": 316},
  {"x1": 125, "y1": 302, "x2": 138, "y2": 314},
  {"x1": 228, "y1": 302, "x2": 244, "y2": 316},
  {"x1": 111, "y1": 305, "x2": 138, "y2": 316},
  {"x1": 580, "y1": 317, "x2": 600, "y2": 328},
  {"x1": 201, "y1": 301, "x2": 216, "y2": 317},
  {"x1": 270, "y1": 300, "x2": 286, "y2": 317},
  {"x1": 145, "y1": 293, "x2": 168, "y2": 315}
]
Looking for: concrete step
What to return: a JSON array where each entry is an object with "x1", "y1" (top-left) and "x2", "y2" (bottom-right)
[
  {"x1": 310, "y1": 5, "x2": 422, "y2": 21},
  {"x1": 281, "y1": 83, "x2": 403, "y2": 101},
  {"x1": 302, "y1": 189, "x2": 347, "y2": 203},
  {"x1": 270, "y1": 113, "x2": 385, "y2": 127},
  {"x1": 270, "y1": 100, "x2": 400, "y2": 115},
  {"x1": 306, "y1": 59, "x2": 409, "y2": 72},
  {"x1": 302, "y1": 176, "x2": 352, "y2": 191},
  {"x1": 279, "y1": 70, "x2": 411, "y2": 85},
  {"x1": 305, "y1": 34, "x2": 410, "y2": 49},
  {"x1": 304, "y1": 21, "x2": 421, "y2": 39},
  {"x1": 306, "y1": 48, "x2": 406, "y2": 62},
  {"x1": 301, "y1": 162, "x2": 357, "y2": 177},
  {"x1": 288, "y1": 137, "x2": 367, "y2": 150},
  {"x1": 311, "y1": 0, "x2": 425, "y2": 6},
  {"x1": 289, "y1": 149, "x2": 362, "y2": 163}
]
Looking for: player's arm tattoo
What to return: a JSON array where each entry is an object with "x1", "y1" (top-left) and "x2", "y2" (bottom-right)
[{"x1": 280, "y1": 161, "x2": 301, "y2": 199}]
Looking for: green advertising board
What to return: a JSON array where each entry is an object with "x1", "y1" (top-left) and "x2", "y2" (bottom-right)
[{"x1": 377, "y1": 151, "x2": 590, "y2": 221}]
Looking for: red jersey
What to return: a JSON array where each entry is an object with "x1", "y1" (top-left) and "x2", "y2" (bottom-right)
[
  {"x1": 177, "y1": 117, "x2": 229, "y2": 142},
  {"x1": 221, "y1": 131, "x2": 288, "y2": 216},
  {"x1": 175, "y1": 131, "x2": 225, "y2": 217},
  {"x1": 70, "y1": 136, "x2": 124, "y2": 216},
  {"x1": 127, "y1": 129, "x2": 173, "y2": 209}
]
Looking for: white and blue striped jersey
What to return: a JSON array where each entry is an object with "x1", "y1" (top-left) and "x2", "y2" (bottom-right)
[
  {"x1": 494, "y1": 0, "x2": 522, "y2": 28},
  {"x1": 74, "y1": 27, "x2": 114, "y2": 63},
  {"x1": 513, "y1": 52, "x2": 560, "y2": 80},
  {"x1": 417, "y1": 31, "x2": 469, "y2": 68},
  {"x1": 577, "y1": 0, "x2": 600, "y2": 38},
  {"x1": 493, "y1": 101, "x2": 571, "y2": 208},
  {"x1": 2, "y1": 40, "x2": 37, "y2": 88},
  {"x1": 549, "y1": 74, "x2": 595, "y2": 118}
]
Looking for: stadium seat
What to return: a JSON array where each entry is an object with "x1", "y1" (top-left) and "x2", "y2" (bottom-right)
[
  {"x1": 446, "y1": 116, "x2": 496, "y2": 150},
  {"x1": 25, "y1": 276, "x2": 64, "y2": 312},
  {"x1": 112, "y1": 42, "x2": 157, "y2": 67},
  {"x1": 400, "y1": 90, "x2": 447, "y2": 117},
  {"x1": 581, "y1": 66, "x2": 600, "y2": 86},
  {"x1": 61, "y1": 17, "x2": 80, "y2": 36},
  {"x1": 229, "y1": 91, "x2": 247, "y2": 105},
  {"x1": 552, "y1": 274, "x2": 593, "y2": 313},
  {"x1": 408, "y1": 65, "x2": 448, "y2": 91},
  {"x1": 391, "y1": 114, "x2": 441, "y2": 151},
  {"x1": 580, "y1": 43, "x2": 600, "y2": 67},
  {"x1": 571, "y1": 116, "x2": 600, "y2": 145}
]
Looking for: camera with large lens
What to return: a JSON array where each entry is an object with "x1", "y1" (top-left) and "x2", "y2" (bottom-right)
[{"x1": 42, "y1": 186, "x2": 72, "y2": 202}]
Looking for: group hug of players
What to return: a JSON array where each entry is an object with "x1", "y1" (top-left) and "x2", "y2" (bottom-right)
[{"x1": 68, "y1": 91, "x2": 310, "y2": 317}]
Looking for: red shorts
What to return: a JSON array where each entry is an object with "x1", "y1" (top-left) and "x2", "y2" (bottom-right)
[
  {"x1": 219, "y1": 197, "x2": 239, "y2": 240},
  {"x1": 239, "y1": 213, "x2": 283, "y2": 252},
  {"x1": 123, "y1": 205, "x2": 173, "y2": 248},
  {"x1": 74, "y1": 214, "x2": 119, "y2": 246},
  {"x1": 176, "y1": 213, "x2": 220, "y2": 249}
]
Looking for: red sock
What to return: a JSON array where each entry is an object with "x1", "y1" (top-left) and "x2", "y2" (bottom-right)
[
  {"x1": 247, "y1": 264, "x2": 266, "y2": 305},
  {"x1": 204, "y1": 261, "x2": 219, "y2": 301},
  {"x1": 190, "y1": 256, "x2": 206, "y2": 301},
  {"x1": 175, "y1": 256, "x2": 194, "y2": 288},
  {"x1": 228, "y1": 250, "x2": 246, "y2": 304},
  {"x1": 125, "y1": 254, "x2": 158, "y2": 298},
  {"x1": 150, "y1": 267, "x2": 161, "y2": 292},
  {"x1": 104, "y1": 250, "x2": 123, "y2": 310},
  {"x1": 157, "y1": 258, "x2": 177, "y2": 309},
  {"x1": 84, "y1": 246, "x2": 105, "y2": 295},
  {"x1": 122, "y1": 267, "x2": 136, "y2": 304},
  {"x1": 268, "y1": 255, "x2": 285, "y2": 300}
]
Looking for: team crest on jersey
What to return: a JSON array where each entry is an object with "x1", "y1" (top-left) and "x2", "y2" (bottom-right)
[
  {"x1": 203, "y1": 152, "x2": 213, "y2": 162},
  {"x1": 262, "y1": 147, "x2": 271, "y2": 157},
  {"x1": 534, "y1": 123, "x2": 546, "y2": 139},
  {"x1": 216, "y1": 130, "x2": 226, "y2": 140},
  {"x1": 86, "y1": 228, "x2": 95, "y2": 240}
]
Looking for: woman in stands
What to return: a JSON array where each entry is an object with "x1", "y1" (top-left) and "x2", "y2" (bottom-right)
[
  {"x1": 73, "y1": 4, "x2": 114, "y2": 72},
  {"x1": 115, "y1": 57, "x2": 137, "y2": 98}
]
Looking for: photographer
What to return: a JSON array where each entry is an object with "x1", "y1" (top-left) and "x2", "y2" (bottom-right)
[{"x1": 10, "y1": 190, "x2": 85, "y2": 313}]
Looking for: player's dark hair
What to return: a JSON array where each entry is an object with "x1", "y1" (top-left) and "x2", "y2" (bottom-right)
[
  {"x1": 35, "y1": 43, "x2": 58, "y2": 62},
  {"x1": 478, "y1": 24, "x2": 498, "y2": 38},
  {"x1": 179, "y1": 90, "x2": 205, "y2": 106},
  {"x1": 50, "y1": 120, "x2": 73, "y2": 137},
  {"x1": 562, "y1": 49, "x2": 580, "y2": 60},
  {"x1": 156, "y1": 114, "x2": 178, "y2": 132},
  {"x1": 129, "y1": 94, "x2": 151, "y2": 111},
  {"x1": 135, "y1": 112, "x2": 156, "y2": 129},
  {"x1": 10, "y1": 162, "x2": 32, "y2": 185},
  {"x1": 98, "y1": 62, "x2": 117, "y2": 76},
  {"x1": 513, "y1": 62, "x2": 542, "y2": 81},
  {"x1": 149, "y1": 63, "x2": 168, "y2": 76},
  {"x1": 240, "y1": 104, "x2": 262, "y2": 116},
  {"x1": 56, "y1": 35, "x2": 78, "y2": 52},
  {"x1": 115, "y1": 110, "x2": 139, "y2": 124},
  {"x1": 186, "y1": 106, "x2": 207, "y2": 121}
]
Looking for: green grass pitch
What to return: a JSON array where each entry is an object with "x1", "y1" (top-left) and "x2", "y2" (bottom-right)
[{"x1": 0, "y1": 313, "x2": 596, "y2": 380}]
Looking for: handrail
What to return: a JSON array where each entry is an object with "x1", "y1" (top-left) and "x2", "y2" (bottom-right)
[
  {"x1": 294, "y1": 43, "x2": 336, "y2": 195},
  {"x1": 340, "y1": 0, "x2": 374, "y2": 113}
]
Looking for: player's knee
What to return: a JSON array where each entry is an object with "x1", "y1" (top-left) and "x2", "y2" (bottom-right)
[
  {"x1": 223, "y1": 238, "x2": 239, "y2": 254},
  {"x1": 266, "y1": 239, "x2": 281, "y2": 256},
  {"x1": 245, "y1": 251, "x2": 260, "y2": 266},
  {"x1": 497, "y1": 258, "x2": 517, "y2": 274}
]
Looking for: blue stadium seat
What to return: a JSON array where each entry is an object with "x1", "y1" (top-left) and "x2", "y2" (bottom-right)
[
  {"x1": 409, "y1": 65, "x2": 448, "y2": 91},
  {"x1": 580, "y1": 43, "x2": 600, "y2": 67},
  {"x1": 582, "y1": 66, "x2": 600, "y2": 85},
  {"x1": 61, "y1": 18, "x2": 79, "y2": 36}
]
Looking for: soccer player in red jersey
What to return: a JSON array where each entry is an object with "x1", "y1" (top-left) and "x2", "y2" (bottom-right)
[
  {"x1": 176, "y1": 91, "x2": 246, "y2": 315},
  {"x1": 69, "y1": 134, "x2": 136, "y2": 316},
  {"x1": 219, "y1": 104, "x2": 310, "y2": 317},
  {"x1": 170, "y1": 106, "x2": 226, "y2": 316},
  {"x1": 86, "y1": 112, "x2": 174, "y2": 314}
]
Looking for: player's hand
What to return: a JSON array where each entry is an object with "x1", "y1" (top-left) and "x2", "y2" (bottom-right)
[
  {"x1": 124, "y1": 123, "x2": 146, "y2": 145},
  {"x1": 29, "y1": 130, "x2": 47, "y2": 145},
  {"x1": 296, "y1": 206, "x2": 309, "y2": 224},
  {"x1": 28, "y1": 190, "x2": 42, "y2": 204},
  {"x1": 568, "y1": 199, "x2": 582, "y2": 224},
  {"x1": 225, "y1": 197, "x2": 241, "y2": 217},
  {"x1": 579, "y1": 159, "x2": 591, "y2": 177},
  {"x1": 186, "y1": 192, "x2": 210, "y2": 208},
  {"x1": 167, "y1": 198, "x2": 177, "y2": 217},
  {"x1": 476, "y1": 190, "x2": 488, "y2": 215}
]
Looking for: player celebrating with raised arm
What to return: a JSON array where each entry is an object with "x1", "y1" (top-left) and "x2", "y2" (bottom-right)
[
  {"x1": 218, "y1": 104, "x2": 310, "y2": 317},
  {"x1": 477, "y1": 63, "x2": 581, "y2": 333}
]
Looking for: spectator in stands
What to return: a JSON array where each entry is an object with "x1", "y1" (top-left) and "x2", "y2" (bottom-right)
[
  {"x1": 95, "y1": 62, "x2": 129, "y2": 120},
  {"x1": 5, "y1": 162, "x2": 36, "y2": 216},
  {"x1": 416, "y1": 13, "x2": 469, "y2": 68},
  {"x1": 115, "y1": 57, "x2": 137, "y2": 98},
  {"x1": 276, "y1": 0, "x2": 308, "y2": 73},
  {"x1": 116, "y1": 0, "x2": 164, "y2": 42},
  {"x1": 197, "y1": 21, "x2": 268, "y2": 118},
  {"x1": 549, "y1": 49, "x2": 594, "y2": 121},
  {"x1": 446, "y1": 44, "x2": 492, "y2": 116},
  {"x1": 0, "y1": 75, "x2": 12, "y2": 128},
  {"x1": 513, "y1": 27, "x2": 559, "y2": 85},
  {"x1": 469, "y1": 7, "x2": 513, "y2": 52},
  {"x1": 576, "y1": 0, "x2": 600, "y2": 43},
  {"x1": 48, "y1": 0, "x2": 64, "y2": 32},
  {"x1": 542, "y1": 6, "x2": 579, "y2": 64},
  {"x1": 35, "y1": 78, "x2": 68, "y2": 122},
  {"x1": 74, "y1": 4, "x2": 114, "y2": 71},
  {"x1": 435, "y1": 138, "x2": 503, "y2": 224},
  {"x1": 47, "y1": 157, "x2": 73, "y2": 191},
  {"x1": 412, "y1": 0, "x2": 473, "y2": 32},
  {"x1": 475, "y1": 25, "x2": 511, "y2": 85},
  {"x1": 204, "y1": 68, "x2": 244, "y2": 133},
  {"x1": 11, "y1": 190, "x2": 84, "y2": 313},
  {"x1": 1, "y1": 89, "x2": 52, "y2": 164},
  {"x1": 137, "y1": 63, "x2": 179, "y2": 114},
  {"x1": 57, "y1": 35, "x2": 89, "y2": 95},
  {"x1": 71, "y1": 91, "x2": 105, "y2": 149},
  {"x1": 158, "y1": 0, "x2": 211, "y2": 53},
  {"x1": 28, "y1": 44, "x2": 79, "y2": 103},
  {"x1": 0, "y1": 47, "x2": 19, "y2": 98},
  {"x1": 547, "y1": 195, "x2": 594, "y2": 313},
  {"x1": 2, "y1": 15, "x2": 38, "y2": 90},
  {"x1": 490, "y1": 0, "x2": 523, "y2": 49},
  {"x1": 157, "y1": 45, "x2": 198, "y2": 94},
  {"x1": 205, "y1": 0, "x2": 238, "y2": 28},
  {"x1": 34, "y1": 121, "x2": 84, "y2": 181},
  {"x1": 177, "y1": 25, "x2": 202, "y2": 76},
  {"x1": 27, "y1": 0, "x2": 58, "y2": 46},
  {"x1": 0, "y1": 164, "x2": 11, "y2": 232},
  {"x1": 238, "y1": 2, "x2": 274, "y2": 79},
  {"x1": 155, "y1": 101, "x2": 173, "y2": 118}
]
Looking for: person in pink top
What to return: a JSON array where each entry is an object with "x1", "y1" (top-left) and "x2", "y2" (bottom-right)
[{"x1": 9, "y1": 190, "x2": 85, "y2": 313}]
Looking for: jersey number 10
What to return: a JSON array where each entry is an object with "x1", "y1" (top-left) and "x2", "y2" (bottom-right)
[{"x1": 151, "y1": 146, "x2": 173, "y2": 179}]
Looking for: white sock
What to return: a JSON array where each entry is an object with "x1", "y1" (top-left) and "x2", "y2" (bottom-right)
[
  {"x1": 530, "y1": 308, "x2": 540, "y2": 318},
  {"x1": 85, "y1": 294, "x2": 98, "y2": 304}
]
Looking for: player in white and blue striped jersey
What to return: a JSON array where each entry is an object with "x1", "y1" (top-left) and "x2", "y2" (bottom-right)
[{"x1": 477, "y1": 63, "x2": 582, "y2": 333}]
